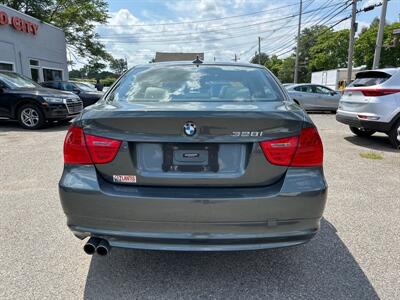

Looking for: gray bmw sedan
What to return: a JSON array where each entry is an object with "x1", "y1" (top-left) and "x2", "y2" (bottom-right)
[{"x1": 59, "y1": 61, "x2": 327, "y2": 255}]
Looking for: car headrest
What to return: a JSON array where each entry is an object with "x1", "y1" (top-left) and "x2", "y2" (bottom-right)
[{"x1": 144, "y1": 87, "x2": 168, "y2": 100}]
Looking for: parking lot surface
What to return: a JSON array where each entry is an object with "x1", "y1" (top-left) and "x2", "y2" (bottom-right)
[{"x1": 0, "y1": 114, "x2": 399, "y2": 300}]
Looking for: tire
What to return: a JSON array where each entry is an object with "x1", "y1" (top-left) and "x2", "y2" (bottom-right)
[
  {"x1": 349, "y1": 126, "x2": 376, "y2": 137},
  {"x1": 388, "y1": 119, "x2": 400, "y2": 149},
  {"x1": 17, "y1": 104, "x2": 45, "y2": 129}
]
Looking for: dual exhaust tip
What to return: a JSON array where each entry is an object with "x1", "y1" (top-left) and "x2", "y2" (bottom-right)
[{"x1": 83, "y1": 237, "x2": 110, "y2": 256}]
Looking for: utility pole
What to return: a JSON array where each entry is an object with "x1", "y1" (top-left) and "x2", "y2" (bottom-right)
[
  {"x1": 234, "y1": 54, "x2": 237, "y2": 62},
  {"x1": 294, "y1": 0, "x2": 303, "y2": 83},
  {"x1": 258, "y1": 36, "x2": 261, "y2": 65},
  {"x1": 347, "y1": 0, "x2": 357, "y2": 85},
  {"x1": 372, "y1": 0, "x2": 389, "y2": 69}
]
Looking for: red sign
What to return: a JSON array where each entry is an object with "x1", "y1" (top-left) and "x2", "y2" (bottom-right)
[{"x1": 0, "y1": 10, "x2": 39, "y2": 35}]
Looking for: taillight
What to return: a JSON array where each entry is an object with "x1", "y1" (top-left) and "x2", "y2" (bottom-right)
[
  {"x1": 85, "y1": 134, "x2": 122, "y2": 164},
  {"x1": 344, "y1": 88, "x2": 400, "y2": 97},
  {"x1": 260, "y1": 127, "x2": 323, "y2": 167},
  {"x1": 64, "y1": 127, "x2": 92, "y2": 164},
  {"x1": 63, "y1": 126, "x2": 121, "y2": 165},
  {"x1": 259, "y1": 136, "x2": 298, "y2": 166}
]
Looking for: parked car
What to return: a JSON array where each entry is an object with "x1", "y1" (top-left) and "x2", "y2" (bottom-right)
[
  {"x1": 285, "y1": 83, "x2": 341, "y2": 111},
  {"x1": 336, "y1": 68, "x2": 400, "y2": 149},
  {"x1": 59, "y1": 61, "x2": 327, "y2": 255},
  {"x1": 0, "y1": 71, "x2": 82, "y2": 129},
  {"x1": 41, "y1": 80, "x2": 103, "y2": 107}
]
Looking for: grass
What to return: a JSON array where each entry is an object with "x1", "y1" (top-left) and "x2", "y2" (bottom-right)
[{"x1": 359, "y1": 151, "x2": 384, "y2": 160}]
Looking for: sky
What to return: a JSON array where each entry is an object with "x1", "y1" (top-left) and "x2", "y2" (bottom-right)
[{"x1": 87, "y1": 0, "x2": 400, "y2": 67}]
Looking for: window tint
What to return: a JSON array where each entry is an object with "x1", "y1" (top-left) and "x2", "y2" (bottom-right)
[
  {"x1": 315, "y1": 86, "x2": 331, "y2": 94},
  {"x1": 0, "y1": 72, "x2": 40, "y2": 89},
  {"x1": 294, "y1": 85, "x2": 313, "y2": 93},
  {"x1": 350, "y1": 71, "x2": 391, "y2": 87},
  {"x1": 43, "y1": 68, "x2": 63, "y2": 81},
  {"x1": 62, "y1": 82, "x2": 77, "y2": 91},
  {"x1": 107, "y1": 65, "x2": 284, "y2": 103},
  {"x1": 0, "y1": 63, "x2": 14, "y2": 71}
]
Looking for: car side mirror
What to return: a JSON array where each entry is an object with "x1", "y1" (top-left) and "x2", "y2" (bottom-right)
[
  {"x1": 330, "y1": 91, "x2": 336, "y2": 96},
  {"x1": 73, "y1": 89, "x2": 81, "y2": 94}
]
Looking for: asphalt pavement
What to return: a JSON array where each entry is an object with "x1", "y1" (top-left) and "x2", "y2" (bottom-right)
[{"x1": 0, "y1": 114, "x2": 399, "y2": 299}]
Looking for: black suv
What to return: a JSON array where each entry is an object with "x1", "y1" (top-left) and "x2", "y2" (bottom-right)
[
  {"x1": 0, "y1": 71, "x2": 82, "y2": 129},
  {"x1": 41, "y1": 81, "x2": 103, "y2": 107}
]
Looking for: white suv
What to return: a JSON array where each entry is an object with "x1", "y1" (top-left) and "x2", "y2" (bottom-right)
[{"x1": 336, "y1": 68, "x2": 400, "y2": 149}]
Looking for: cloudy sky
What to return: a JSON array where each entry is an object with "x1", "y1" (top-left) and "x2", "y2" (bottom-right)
[{"x1": 88, "y1": 0, "x2": 400, "y2": 67}]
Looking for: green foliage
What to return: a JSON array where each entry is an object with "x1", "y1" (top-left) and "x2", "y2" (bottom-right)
[
  {"x1": 110, "y1": 58, "x2": 128, "y2": 75},
  {"x1": 250, "y1": 53, "x2": 270, "y2": 65},
  {"x1": 0, "y1": 0, "x2": 111, "y2": 61},
  {"x1": 277, "y1": 56, "x2": 295, "y2": 83},
  {"x1": 309, "y1": 29, "x2": 349, "y2": 71},
  {"x1": 70, "y1": 77, "x2": 116, "y2": 86},
  {"x1": 354, "y1": 21, "x2": 400, "y2": 69}
]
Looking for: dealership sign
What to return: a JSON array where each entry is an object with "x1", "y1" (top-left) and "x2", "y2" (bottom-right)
[{"x1": 0, "y1": 10, "x2": 39, "y2": 35}]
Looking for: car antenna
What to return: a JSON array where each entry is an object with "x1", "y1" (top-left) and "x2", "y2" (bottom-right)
[{"x1": 192, "y1": 55, "x2": 203, "y2": 67}]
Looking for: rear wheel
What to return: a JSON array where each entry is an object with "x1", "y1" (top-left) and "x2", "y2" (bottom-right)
[
  {"x1": 349, "y1": 126, "x2": 376, "y2": 137},
  {"x1": 17, "y1": 104, "x2": 44, "y2": 129},
  {"x1": 388, "y1": 120, "x2": 400, "y2": 149}
]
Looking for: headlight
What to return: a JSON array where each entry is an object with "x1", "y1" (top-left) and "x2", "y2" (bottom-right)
[{"x1": 42, "y1": 96, "x2": 65, "y2": 103}]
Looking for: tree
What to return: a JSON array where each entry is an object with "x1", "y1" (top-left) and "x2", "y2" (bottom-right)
[
  {"x1": 354, "y1": 20, "x2": 400, "y2": 69},
  {"x1": 309, "y1": 29, "x2": 349, "y2": 71},
  {"x1": 0, "y1": 0, "x2": 111, "y2": 61},
  {"x1": 110, "y1": 58, "x2": 128, "y2": 75},
  {"x1": 250, "y1": 52, "x2": 270, "y2": 65},
  {"x1": 277, "y1": 56, "x2": 295, "y2": 83},
  {"x1": 264, "y1": 55, "x2": 282, "y2": 77},
  {"x1": 296, "y1": 25, "x2": 330, "y2": 82}
]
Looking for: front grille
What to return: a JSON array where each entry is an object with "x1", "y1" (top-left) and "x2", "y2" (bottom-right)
[{"x1": 65, "y1": 98, "x2": 83, "y2": 114}]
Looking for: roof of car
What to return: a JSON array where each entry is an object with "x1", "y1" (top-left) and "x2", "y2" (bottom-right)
[
  {"x1": 134, "y1": 61, "x2": 265, "y2": 69},
  {"x1": 356, "y1": 68, "x2": 400, "y2": 75}
]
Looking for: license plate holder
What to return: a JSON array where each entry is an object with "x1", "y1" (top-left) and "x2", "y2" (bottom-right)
[{"x1": 162, "y1": 143, "x2": 219, "y2": 172}]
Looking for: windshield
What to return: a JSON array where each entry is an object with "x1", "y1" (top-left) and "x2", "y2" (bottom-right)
[
  {"x1": 349, "y1": 71, "x2": 391, "y2": 87},
  {"x1": 106, "y1": 65, "x2": 284, "y2": 103},
  {"x1": 75, "y1": 82, "x2": 97, "y2": 92},
  {"x1": 0, "y1": 72, "x2": 40, "y2": 89}
]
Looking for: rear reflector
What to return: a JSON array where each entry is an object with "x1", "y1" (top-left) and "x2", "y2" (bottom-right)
[
  {"x1": 63, "y1": 126, "x2": 121, "y2": 165},
  {"x1": 344, "y1": 88, "x2": 400, "y2": 97},
  {"x1": 260, "y1": 127, "x2": 323, "y2": 167}
]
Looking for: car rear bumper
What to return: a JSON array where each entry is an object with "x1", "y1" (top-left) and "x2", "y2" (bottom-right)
[
  {"x1": 336, "y1": 111, "x2": 391, "y2": 132},
  {"x1": 59, "y1": 166, "x2": 327, "y2": 251}
]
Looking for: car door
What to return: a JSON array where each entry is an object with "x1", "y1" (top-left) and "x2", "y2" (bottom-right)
[
  {"x1": 314, "y1": 85, "x2": 340, "y2": 110},
  {"x1": 0, "y1": 80, "x2": 16, "y2": 118},
  {"x1": 293, "y1": 85, "x2": 319, "y2": 109}
]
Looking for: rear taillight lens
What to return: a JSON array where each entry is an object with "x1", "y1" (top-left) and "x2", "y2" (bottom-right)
[
  {"x1": 85, "y1": 134, "x2": 122, "y2": 164},
  {"x1": 64, "y1": 127, "x2": 92, "y2": 164},
  {"x1": 344, "y1": 88, "x2": 400, "y2": 97},
  {"x1": 259, "y1": 136, "x2": 298, "y2": 166},
  {"x1": 63, "y1": 126, "x2": 121, "y2": 165},
  {"x1": 260, "y1": 127, "x2": 323, "y2": 167}
]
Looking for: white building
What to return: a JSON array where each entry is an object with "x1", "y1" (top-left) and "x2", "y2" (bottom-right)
[{"x1": 0, "y1": 4, "x2": 68, "y2": 82}]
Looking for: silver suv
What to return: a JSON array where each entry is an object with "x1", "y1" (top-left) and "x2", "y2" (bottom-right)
[{"x1": 336, "y1": 68, "x2": 400, "y2": 149}]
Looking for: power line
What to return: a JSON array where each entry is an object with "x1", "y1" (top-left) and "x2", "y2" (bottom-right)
[
  {"x1": 98, "y1": 3, "x2": 348, "y2": 45},
  {"x1": 98, "y1": 0, "x2": 315, "y2": 27}
]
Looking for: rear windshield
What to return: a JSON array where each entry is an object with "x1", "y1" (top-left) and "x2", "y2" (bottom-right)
[
  {"x1": 106, "y1": 65, "x2": 284, "y2": 103},
  {"x1": 349, "y1": 71, "x2": 391, "y2": 87}
]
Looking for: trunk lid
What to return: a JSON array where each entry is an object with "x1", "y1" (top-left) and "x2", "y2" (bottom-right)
[{"x1": 82, "y1": 101, "x2": 305, "y2": 187}]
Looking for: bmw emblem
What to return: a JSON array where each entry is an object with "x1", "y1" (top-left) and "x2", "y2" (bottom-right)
[{"x1": 183, "y1": 121, "x2": 196, "y2": 136}]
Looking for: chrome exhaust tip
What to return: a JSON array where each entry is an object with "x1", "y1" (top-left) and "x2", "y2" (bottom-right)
[
  {"x1": 83, "y1": 237, "x2": 101, "y2": 255},
  {"x1": 96, "y1": 239, "x2": 111, "y2": 256}
]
